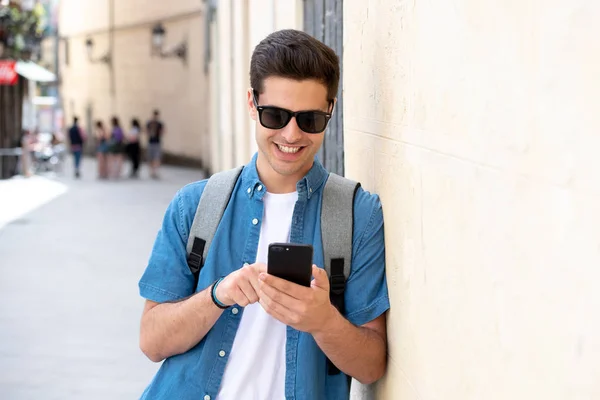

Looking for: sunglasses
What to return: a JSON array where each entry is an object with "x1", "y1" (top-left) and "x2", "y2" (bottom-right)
[{"x1": 252, "y1": 89, "x2": 333, "y2": 134}]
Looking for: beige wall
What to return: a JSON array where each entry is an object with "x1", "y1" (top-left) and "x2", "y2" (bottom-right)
[
  {"x1": 344, "y1": 1, "x2": 600, "y2": 399},
  {"x1": 59, "y1": 0, "x2": 209, "y2": 165},
  {"x1": 207, "y1": 0, "x2": 302, "y2": 173}
]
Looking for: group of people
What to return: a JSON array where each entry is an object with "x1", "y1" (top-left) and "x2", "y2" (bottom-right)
[{"x1": 67, "y1": 110, "x2": 165, "y2": 180}]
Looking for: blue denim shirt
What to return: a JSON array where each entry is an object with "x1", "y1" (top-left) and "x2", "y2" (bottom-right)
[{"x1": 138, "y1": 154, "x2": 389, "y2": 400}]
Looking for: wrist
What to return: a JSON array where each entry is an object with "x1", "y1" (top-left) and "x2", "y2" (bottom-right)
[
  {"x1": 211, "y1": 278, "x2": 230, "y2": 309},
  {"x1": 312, "y1": 303, "x2": 340, "y2": 336},
  {"x1": 214, "y1": 278, "x2": 235, "y2": 306}
]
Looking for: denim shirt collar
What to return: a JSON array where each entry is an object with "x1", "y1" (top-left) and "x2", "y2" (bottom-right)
[{"x1": 240, "y1": 152, "x2": 329, "y2": 200}]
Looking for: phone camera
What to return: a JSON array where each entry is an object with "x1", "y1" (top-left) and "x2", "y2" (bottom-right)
[
  {"x1": 273, "y1": 247, "x2": 283, "y2": 252},
  {"x1": 286, "y1": 248, "x2": 289, "y2": 251}
]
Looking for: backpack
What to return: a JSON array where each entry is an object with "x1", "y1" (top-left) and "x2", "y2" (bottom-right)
[{"x1": 185, "y1": 166, "x2": 362, "y2": 378}]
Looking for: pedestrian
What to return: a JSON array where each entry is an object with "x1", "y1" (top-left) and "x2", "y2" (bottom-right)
[
  {"x1": 67, "y1": 116, "x2": 86, "y2": 178},
  {"x1": 137, "y1": 29, "x2": 389, "y2": 400},
  {"x1": 94, "y1": 120, "x2": 109, "y2": 179},
  {"x1": 19, "y1": 129, "x2": 34, "y2": 177},
  {"x1": 126, "y1": 118, "x2": 141, "y2": 178},
  {"x1": 108, "y1": 116, "x2": 124, "y2": 179},
  {"x1": 145, "y1": 109, "x2": 164, "y2": 179}
]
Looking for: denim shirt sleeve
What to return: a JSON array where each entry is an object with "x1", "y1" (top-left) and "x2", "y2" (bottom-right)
[
  {"x1": 138, "y1": 181, "x2": 207, "y2": 303},
  {"x1": 344, "y1": 189, "x2": 390, "y2": 327}
]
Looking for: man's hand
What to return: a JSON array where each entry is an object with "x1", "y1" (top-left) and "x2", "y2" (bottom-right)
[
  {"x1": 215, "y1": 262, "x2": 267, "y2": 307},
  {"x1": 258, "y1": 265, "x2": 335, "y2": 334}
]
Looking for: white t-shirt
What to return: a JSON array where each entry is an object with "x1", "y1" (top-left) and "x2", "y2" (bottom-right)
[
  {"x1": 129, "y1": 127, "x2": 140, "y2": 142},
  {"x1": 217, "y1": 191, "x2": 298, "y2": 400}
]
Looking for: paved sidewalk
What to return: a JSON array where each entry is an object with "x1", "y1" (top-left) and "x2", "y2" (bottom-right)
[{"x1": 0, "y1": 158, "x2": 206, "y2": 399}]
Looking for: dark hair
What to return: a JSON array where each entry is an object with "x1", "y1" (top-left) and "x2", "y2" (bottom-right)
[
  {"x1": 250, "y1": 29, "x2": 340, "y2": 101},
  {"x1": 95, "y1": 120, "x2": 103, "y2": 128},
  {"x1": 131, "y1": 118, "x2": 140, "y2": 129},
  {"x1": 111, "y1": 116, "x2": 120, "y2": 127},
  {"x1": 73, "y1": 116, "x2": 79, "y2": 124},
  {"x1": 153, "y1": 109, "x2": 159, "y2": 116}
]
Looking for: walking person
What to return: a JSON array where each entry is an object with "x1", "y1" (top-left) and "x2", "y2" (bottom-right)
[
  {"x1": 94, "y1": 120, "x2": 109, "y2": 179},
  {"x1": 138, "y1": 29, "x2": 389, "y2": 400},
  {"x1": 107, "y1": 116, "x2": 125, "y2": 179},
  {"x1": 126, "y1": 118, "x2": 142, "y2": 178},
  {"x1": 145, "y1": 109, "x2": 164, "y2": 179},
  {"x1": 20, "y1": 129, "x2": 34, "y2": 177},
  {"x1": 67, "y1": 117, "x2": 86, "y2": 178}
]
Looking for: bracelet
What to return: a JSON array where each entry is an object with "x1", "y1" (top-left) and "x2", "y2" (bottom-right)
[{"x1": 211, "y1": 277, "x2": 229, "y2": 309}]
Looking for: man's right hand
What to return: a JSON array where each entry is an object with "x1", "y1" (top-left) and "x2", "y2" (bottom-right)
[
  {"x1": 140, "y1": 264, "x2": 265, "y2": 362},
  {"x1": 215, "y1": 262, "x2": 267, "y2": 307}
]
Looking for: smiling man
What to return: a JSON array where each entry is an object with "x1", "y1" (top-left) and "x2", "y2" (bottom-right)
[{"x1": 137, "y1": 29, "x2": 389, "y2": 400}]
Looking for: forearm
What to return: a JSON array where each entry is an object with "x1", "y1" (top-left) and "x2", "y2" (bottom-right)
[
  {"x1": 140, "y1": 287, "x2": 223, "y2": 362},
  {"x1": 312, "y1": 307, "x2": 387, "y2": 384}
]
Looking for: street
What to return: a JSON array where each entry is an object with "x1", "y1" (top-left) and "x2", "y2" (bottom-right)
[{"x1": 0, "y1": 158, "x2": 205, "y2": 399}]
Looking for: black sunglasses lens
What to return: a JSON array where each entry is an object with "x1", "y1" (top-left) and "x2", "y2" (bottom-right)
[
  {"x1": 260, "y1": 108, "x2": 290, "y2": 129},
  {"x1": 297, "y1": 112, "x2": 328, "y2": 133}
]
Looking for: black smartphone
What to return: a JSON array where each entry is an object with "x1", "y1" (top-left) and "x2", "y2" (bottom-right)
[{"x1": 267, "y1": 243, "x2": 313, "y2": 287}]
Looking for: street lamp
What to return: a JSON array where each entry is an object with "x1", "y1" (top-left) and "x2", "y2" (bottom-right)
[
  {"x1": 151, "y1": 22, "x2": 187, "y2": 64},
  {"x1": 152, "y1": 23, "x2": 166, "y2": 48},
  {"x1": 85, "y1": 37, "x2": 111, "y2": 65}
]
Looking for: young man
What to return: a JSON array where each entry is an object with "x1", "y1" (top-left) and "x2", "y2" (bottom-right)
[
  {"x1": 67, "y1": 117, "x2": 85, "y2": 178},
  {"x1": 145, "y1": 109, "x2": 164, "y2": 179},
  {"x1": 138, "y1": 29, "x2": 389, "y2": 400}
]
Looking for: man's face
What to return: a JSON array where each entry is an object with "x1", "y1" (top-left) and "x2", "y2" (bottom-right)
[{"x1": 248, "y1": 77, "x2": 330, "y2": 183}]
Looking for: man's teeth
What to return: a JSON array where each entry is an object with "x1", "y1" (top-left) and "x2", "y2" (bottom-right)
[{"x1": 278, "y1": 145, "x2": 301, "y2": 154}]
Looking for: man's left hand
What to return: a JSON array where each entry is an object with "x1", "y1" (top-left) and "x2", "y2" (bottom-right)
[{"x1": 258, "y1": 265, "x2": 336, "y2": 334}]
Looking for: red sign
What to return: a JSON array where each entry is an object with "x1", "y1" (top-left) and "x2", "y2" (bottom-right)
[{"x1": 0, "y1": 61, "x2": 18, "y2": 85}]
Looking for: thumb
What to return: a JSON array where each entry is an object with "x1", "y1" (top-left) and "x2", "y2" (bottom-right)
[{"x1": 311, "y1": 265, "x2": 329, "y2": 290}]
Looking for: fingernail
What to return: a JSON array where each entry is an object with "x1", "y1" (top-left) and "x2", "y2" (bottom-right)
[{"x1": 259, "y1": 273, "x2": 266, "y2": 281}]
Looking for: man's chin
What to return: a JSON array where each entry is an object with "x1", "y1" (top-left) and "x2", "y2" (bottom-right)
[
  {"x1": 272, "y1": 164, "x2": 301, "y2": 177},
  {"x1": 270, "y1": 158, "x2": 308, "y2": 177}
]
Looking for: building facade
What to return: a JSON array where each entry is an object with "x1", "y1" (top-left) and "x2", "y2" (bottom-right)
[
  {"x1": 344, "y1": 1, "x2": 600, "y2": 399},
  {"x1": 59, "y1": 0, "x2": 210, "y2": 167},
  {"x1": 206, "y1": 0, "x2": 303, "y2": 173}
]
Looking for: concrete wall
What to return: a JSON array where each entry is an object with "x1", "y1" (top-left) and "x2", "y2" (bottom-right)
[
  {"x1": 207, "y1": 0, "x2": 302, "y2": 173},
  {"x1": 59, "y1": 0, "x2": 209, "y2": 165},
  {"x1": 344, "y1": 1, "x2": 600, "y2": 399}
]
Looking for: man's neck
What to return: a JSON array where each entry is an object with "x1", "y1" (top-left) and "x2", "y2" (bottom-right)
[{"x1": 256, "y1": 156, "x2": 311, "y2": 194}]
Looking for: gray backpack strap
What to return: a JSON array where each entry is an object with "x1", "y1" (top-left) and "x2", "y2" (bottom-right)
[
  {"x1": 186, "y1": 166, "x2": 243, "y2": 286},
  {"x1": 321, "y1": 172, "x2": 360, "y2": 375}
]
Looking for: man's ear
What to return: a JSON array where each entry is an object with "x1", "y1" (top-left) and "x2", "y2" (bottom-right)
[
  {"x1": 330, "y1": 97, "x2": 337, "y2": 114},
  {"x1": 247, "y1": 88, "x2": 257, "y2": 121}
]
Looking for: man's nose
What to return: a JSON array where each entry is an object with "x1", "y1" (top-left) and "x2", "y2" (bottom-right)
[{"x1": 280, "y1": 117, "x2": 304, "y2": 143}]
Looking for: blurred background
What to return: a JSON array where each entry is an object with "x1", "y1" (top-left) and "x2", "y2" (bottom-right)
[{"x1": 1, "y1": 0, "x2": 599, "y2": 399}]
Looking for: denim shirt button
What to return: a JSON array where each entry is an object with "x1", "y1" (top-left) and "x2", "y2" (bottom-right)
[
  {"x1": 257, "y1": 184, "x2": 263, "y2": 191},
  {"x1": 231, "y1": 307, "x2": 239, "y2": 315},
  {"x1": 247, "y1": 187, "x2": 251, "y2": 194},
  {"x1": 204, "y1": 396, "x2": 211, "y2": 400},
  {"x1": 252, "y1": 218, "x2": 258, "y2": 225},
  {"x1": 219, "y1": 350, "x2": 226, "y2": 357}
]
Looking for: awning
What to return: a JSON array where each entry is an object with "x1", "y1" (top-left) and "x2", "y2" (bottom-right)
[{"x1": 15, "y1": 60, "x2": 56, "y2": 83}]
